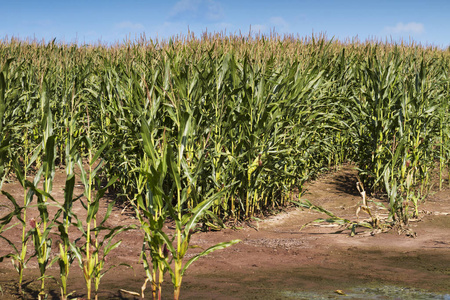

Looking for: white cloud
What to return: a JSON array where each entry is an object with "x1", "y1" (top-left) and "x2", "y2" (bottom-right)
[
  {"x1": 103, "y1": 22, "x2": 145, "y2": 45},
  {"x1": 205, "y1": 0, "x2": 223, "y2": 20},
  {"x1": 115, "y1": 21, "x2": 145, "y2": 30},
  {"x1": 251, "y1": 24, "x2": 267, "y2": 33},
  {"x1": 170, "y1": 0, "x2": 224, "y2": 21},
  {"x1": 248, "y1": 17, "x2": 289, "y2": 33},
  {"x1": 171, "y1": 0, "x2": 199, "y2": 16},
  {"x1": 248, "y1": 17, "x2": 290, "y2": 36},
  {"x1": 152, "y1": 21, "x2": 188, "y2": 39},
  {"x1": 150, "y1": 21, "x2": 233, "y2": 40},
  {"x1": 384, "y1": 22, "x2": 425, "y2": 34},
  {"x1": 212, "y1": 22, "x2": 234, "y2": 32},
  {"x1": 269, "y1": 17, "x2": 290, "y2": 33}
]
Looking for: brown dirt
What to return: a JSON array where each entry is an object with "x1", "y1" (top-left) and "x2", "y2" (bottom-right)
[{"x1": 0, "y1": 164, "x2": 449, "y2": 299}]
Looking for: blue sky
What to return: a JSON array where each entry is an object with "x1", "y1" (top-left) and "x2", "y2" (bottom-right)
[{"x1": 1, "y1": 0, "x2": 449, "y2": 48}]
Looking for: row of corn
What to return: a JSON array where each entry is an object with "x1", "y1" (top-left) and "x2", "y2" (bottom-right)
[{"x1": 0, "y1": 34, "x2": 449, "y2": 298}]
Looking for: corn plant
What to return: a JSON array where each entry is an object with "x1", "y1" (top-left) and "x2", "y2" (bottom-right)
[
  {"x1": 69, "y1": 131, "x2": 132, "y2": 300},
  {"x1": 24, "y1": 79, "x2": 59, "y2": 299},
  {"x1": 53, "y1": 122, "x2": 78, "y2": 300},
  {"x1": 0, "y1": 68, "x2": 32, "y2": 295},
  {"x1": 0, "y1": 69, "x2": 9, "y2": 189},
  {"x1": 2, "y1": 34, "x2": 450, "y2": 298},
  {"x1": 131, "y1": 124, "x2": 170, "y2": 299}
]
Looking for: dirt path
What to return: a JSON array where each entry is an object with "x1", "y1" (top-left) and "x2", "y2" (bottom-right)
[{"x1": 0, "y1": 165, "x2": 449, "y2": 299}]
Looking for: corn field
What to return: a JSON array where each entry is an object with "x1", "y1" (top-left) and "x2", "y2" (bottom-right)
[{"x1": 1, "y1": 33, "x2": 450, "y2": 298}]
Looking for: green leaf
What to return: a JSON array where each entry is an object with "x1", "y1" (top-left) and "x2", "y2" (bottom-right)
[
  {"x1": 63, "y1": 173, "x2": 75, "y2": 220},
  {"x1": 140, "y1": 116, "x2": 157, "y2": 162},
  {"x1": 91, "y1": 136, "x2": 112, "y2": 166},
  {"x1": 167, "y1": 146, "x2": 181, "y2": 190},
  {"x1": 12, "y1": 159, "x2": 25, "y2": 187},
  {"x1": 0, "y1": 191, "x2": 24, "y2": 225},
  {"x1": 183, "y1": 189, "x2": 227, "y2": 234},
  {"x1": 0, "y1": 72, "x2": 6, "y2": 133},
  {"x1": 104, "y1": 240, "x2": 122, "y2": 256},
  {"x1": 69, "y1": 242, "x2": 84, "y2": 266},
  {"x1": 178, "y1": 114, "x2": 192, "y2": 163},
  {"x1": 155, "y1": 231, "x2": 176, "y2": 255},
  {"x1": 0, "y1": 235, "x2": 20, "y2": 257},
  {"x1": 181, "y1": 240, "x2": 241, "y2": 276},
  {"x1": 99, "y1": 200, "x2": 115, "y2": 227},
  {"x1": 86, "y1": 200, "x2": 100, "y2": 223}
]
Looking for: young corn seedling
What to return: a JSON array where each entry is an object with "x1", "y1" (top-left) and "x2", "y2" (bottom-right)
[
  {"x1": 0, "y1": 70, "x2": 9, "y2": 188},
  {"x1": 134, "y1": 120, "x2": 170, "y2": 300},
  {"x1": 53, "y1": 131, "x2": 79, "y2": 300},
  {"x1": 70, "y1": 133, "x2": 132, "y2": 300},
  {"x1": 0, "y1": 72, "x2": 25, "y2": 291},
  {"x1": 162, "y1": 106, "x2": 240, "y2": 299},
  {"x1": 2, "y1": 74, "x2": 43, "y2": 293},
  {"x1": 25, "y1": 79, "x2": 59, "y2": 300},
  {"x1": 0, "y1": 157, "x2": 37, "y2": 295},
  {"x1": 0, "y1": 73, "x2": 36, "y2": 293},
  {"x1": 53, "y1": 77, "x2": 82, "y2": 300}
]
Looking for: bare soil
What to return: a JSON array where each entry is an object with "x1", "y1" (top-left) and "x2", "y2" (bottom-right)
[{"x1": 0, "y1": 164, "x2": 449, "y2": 299}]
